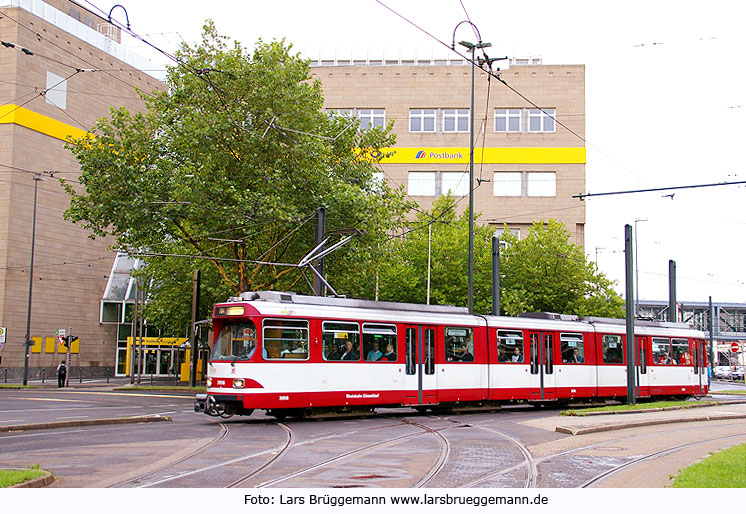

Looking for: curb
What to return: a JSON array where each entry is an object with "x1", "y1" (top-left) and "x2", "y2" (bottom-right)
[
  {"x1": 563, "y1": 399, "x2": 746, "y2": 417},
  {"x1": 9, "y1": 471, "x2": 55, "y2": 488},
  {"x1": 0, "y1": 414, "x2": 171, "y2": 433},
  {"x1": 556, "y1": 413, "x2": 746, "y2": 435}
]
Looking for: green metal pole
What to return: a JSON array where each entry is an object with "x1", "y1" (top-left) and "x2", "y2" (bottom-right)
[
  {"x1": 468, "y1": 45, "x2": 475, "y2": 314},
  {"x1": 625, "y1": 224, "x2": 636, "y2": 405}
]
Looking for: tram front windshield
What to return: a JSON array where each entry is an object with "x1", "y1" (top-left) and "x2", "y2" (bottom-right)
[{"x1": 212, "y1": 321, "x2": 257, "y2": 361}]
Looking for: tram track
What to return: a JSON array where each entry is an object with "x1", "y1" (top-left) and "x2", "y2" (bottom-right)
[
  {"x1": 225, "y1": 423, "x2": 294, "y2": 488},
  {"x1": 578, "y1": 426, "x2": 746, "y2": 488},
  {"x1": 110, "y1": 421, "x2": 231, "y2": 488},
  {"x1": 425, "y1": 413, "x2": 538, "y2": 488},
  {"x1": 254, "y1": 417, "x2": 446, "y2": 488}
]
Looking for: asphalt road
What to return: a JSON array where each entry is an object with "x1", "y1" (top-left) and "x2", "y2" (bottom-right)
[{"x1": 1, "y1": 381, "x2": 745, "y2": 488}]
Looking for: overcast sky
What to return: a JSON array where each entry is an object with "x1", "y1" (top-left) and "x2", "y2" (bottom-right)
[{"x1": 93, "y1": 0, "x2": 746, "y2": 304}]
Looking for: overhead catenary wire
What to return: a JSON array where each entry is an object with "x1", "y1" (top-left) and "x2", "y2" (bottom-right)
[{"x1": 572, "y1": 180, "x2": 746, "y2": 200}]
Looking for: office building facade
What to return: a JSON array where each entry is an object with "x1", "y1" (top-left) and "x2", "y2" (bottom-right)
[
  {"x1": 0, "y1": 0, "x2": 162, "y2": 377},
  {"x1": 310, "y1": 58, "x2": 586, "y2": 244}
]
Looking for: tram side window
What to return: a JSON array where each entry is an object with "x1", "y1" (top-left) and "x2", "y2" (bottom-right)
[
  {"x1": 602, "y1": 334, "x2": 624, "y2": 364},
  {"x1": 212, "y1": 321, "x2": 257, "y2": 361},
  {"x1": 263, "y1": 319, "x2": 309, "y2": 360},
  {"x1": 497, "y1": 330, "x2": 524, "y2": 363},
  {"x1": 672, "y1": 338, "x2": 690, "y2": 365},
  {"x1": 322, "y1": 321, "x2": 361, "y2": 361},
  {"x1": 561, "y1": 333, "x2": 585, "y2": 363},
  {"x1": 652, "y1": 337, "x2": 673, "y2": 365},
  {"x1": 363, "y1": 323, "x2": 397, "y2": 361},
  {"x1": 445, "y1": 327, "x2": 474, "y2": 362}
]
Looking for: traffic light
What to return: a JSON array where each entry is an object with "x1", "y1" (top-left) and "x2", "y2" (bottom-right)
[{"x1": 61, "y1": 336, "x2": 79, "y2": 348}]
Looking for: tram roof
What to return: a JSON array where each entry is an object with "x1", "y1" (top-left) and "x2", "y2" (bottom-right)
[{"x1": 233, "y1": 291, "x2": 470, "y2": 315}]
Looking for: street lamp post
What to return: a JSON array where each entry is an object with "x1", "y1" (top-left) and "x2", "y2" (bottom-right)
[
  {"x1": 22, "y1": 174, "x2": 44, "y2": 385},
  {"x1": 455, "y1": 22, "x2": 490, "y2": 314},
  {"x1": 634, "y1": 218, "x2": 647, "y2": 317}
]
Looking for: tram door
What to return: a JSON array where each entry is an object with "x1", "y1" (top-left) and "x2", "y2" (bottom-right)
[
  {"x1": 527, "y1": 331, "x2": 556, "y2": 401},
  {"x1": 403, "y1": 325, "x2": 437, "y2": 406},
  {"x1": 692, "y1": 340, "x2": 706, "y2": 395},
  {"x1": 635, "y1": 336, "x2": 650, "y2": 398}
]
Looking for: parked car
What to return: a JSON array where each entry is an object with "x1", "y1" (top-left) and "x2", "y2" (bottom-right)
[{"x1": 713, "y1": 366, "x2": 732, "y2": 379}]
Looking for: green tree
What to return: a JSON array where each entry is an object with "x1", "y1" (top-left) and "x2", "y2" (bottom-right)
[
  {"x1": 499, "y1": 220, "x2": 624, "y2": 318},
  {"x1": 63, "y1": 23, "x2": 412, "y2": 331},
  {"x1": 376, "y1": 198, "x2": 624, "y2": 318},
  {"x1": 376, "y1": 194, "x2": 495, "y2": 313}
]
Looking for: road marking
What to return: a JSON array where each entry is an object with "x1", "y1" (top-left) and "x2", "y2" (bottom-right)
[
  {"x1": 14, "y1": 397, "x2": 83, "y2": 402},
  {"x1": 55, "y1": 416, "x2": 89, "y2": 420},
  {"x1": 0, "y1": 419, "x2": 25, "y2": 424}
]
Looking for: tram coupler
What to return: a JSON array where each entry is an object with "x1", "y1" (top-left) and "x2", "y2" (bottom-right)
[{"x1": 194, "y1": 393, "x2": 210, "y2": 413}]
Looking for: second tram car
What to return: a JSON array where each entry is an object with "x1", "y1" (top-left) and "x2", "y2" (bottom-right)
[{"x1": 194, "y1": 291, "x2": 708, "y2": 418}]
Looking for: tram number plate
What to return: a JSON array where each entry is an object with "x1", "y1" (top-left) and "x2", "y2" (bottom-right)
[{"x1": 279, "y1": 395, "x2": 289, "y2": 401}]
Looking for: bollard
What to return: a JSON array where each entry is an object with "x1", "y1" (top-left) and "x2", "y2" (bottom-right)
[
  {"x1": 150, "y1": 373, "x2": 153, "y2": 386},
  {"x1": 79, "y1": 367, "x2": 82, "y2": 384},
  {"x1": 42, "y1": 369, "x2": 46, "y2": 384},
  {"x1": 3, "y1": 368, "x2": 6, "y2": 383},
  {"x1": 105, "y1": 368, "x2": 109, "y2": 384}
]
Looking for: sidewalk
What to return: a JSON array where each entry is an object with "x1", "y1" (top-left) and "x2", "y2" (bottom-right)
[
  {"x1": 525, "y1": 399, "x2": 746, "y2": 435},
  {"x1": 0, "y1": 376, "x2": 197, "y2": 390}
]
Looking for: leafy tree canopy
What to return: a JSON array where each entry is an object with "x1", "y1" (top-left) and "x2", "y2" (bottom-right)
[
  {"x1": 500, "y1": 220, "x2": 625, "y2": 318},
  {"x1": 64, "y1": 23, "x2": 413, "y2": 331},
  {"x1": 375, "y1": 196, "x2": 624, "y2": 318}
]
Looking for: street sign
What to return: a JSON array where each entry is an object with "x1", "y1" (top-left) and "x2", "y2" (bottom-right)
[
  {"x1": 0, "y1": 326, "x2": 6, "y2": 345},
  {"x1": 731, "y1": 342, "x2": 741, "y2": 353}
]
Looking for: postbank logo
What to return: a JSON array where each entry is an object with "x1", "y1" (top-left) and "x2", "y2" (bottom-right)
[{"x1": 415, "y1": 149, "x2": 463, "y2": 160}]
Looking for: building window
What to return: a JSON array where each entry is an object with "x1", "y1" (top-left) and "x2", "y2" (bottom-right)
[
  {"x1": 493, "y1": 172, "x2": 522, "y2": 197},
  {"x1": 441, "y1": 172, "x2": 468, "y2": 196},
  {"x1": 442, "y1": 109, "x2": 469, "y2": 132},
  {"x1": 358, "y1": 109, "x2": 385, "y2": 129},
  {"x1": 327, "y1": 108, "x2": 354, "y2": 118},
  {"x1": 494, "y1": 172, "x2": 556, "y2": 197},
  {"x1": 410, "y1": 109, "x2": 436, "y2": 132},
  {"x1": 528, "y1": 108, "x2": 556, "y2": 132},
  {"x1": 527, "y1": 172, "x2": 556, "y2": 196},
  {"x1": 408, "y1": 171, "x2": 436, "y2": 196},
  {"x1": 46, "y1": 71, "x2": 67, "y2": 110},
  {"x1": 494, "y1": 109, "x2": 521, "y2": 132},
  {"x1": 327, "y1": 108, "x2": 384, "y2": 130}
]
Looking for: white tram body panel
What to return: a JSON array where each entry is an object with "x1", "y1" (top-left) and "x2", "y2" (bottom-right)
[{"x1": 195, "y1": 291, "x2": 709, "y2": 418}]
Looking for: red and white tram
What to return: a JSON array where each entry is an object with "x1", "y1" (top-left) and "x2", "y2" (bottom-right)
[{"x1": 194, "y1": 291, "x2": 709, "y2": 418}]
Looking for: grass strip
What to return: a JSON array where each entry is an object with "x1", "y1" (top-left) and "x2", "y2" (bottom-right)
[
  {"x1": 0, "y1": 467, "x2": 47, "y2": 488},
  {"x1": 560, "y1": 400, "x2": 715, "y2": 416},
  {"x1": 670, "y1": 443, "x2": 746, "y2": 487}
]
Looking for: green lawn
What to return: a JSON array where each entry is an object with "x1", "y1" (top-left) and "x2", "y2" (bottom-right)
[
  {"x1": 561, "y1": 400, "x2": 715, "y2": 416},
  {"x1": 671, "y1": 443, "x2": 746, "y2": 487},
  {"x1": 0, "y1": 467, "x2": 47, "y2": 488},
  {"x1": 0, "y1": 384, "x2": 34, "y2": 389}
]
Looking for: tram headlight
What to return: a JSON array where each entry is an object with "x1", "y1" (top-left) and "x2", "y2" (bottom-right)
[
  {"x1": 206, "y1": 377, "x2": 212, "y2": 388},
  {"x1": 233, "y1": 379, "x2": 245, "y2": 389}
]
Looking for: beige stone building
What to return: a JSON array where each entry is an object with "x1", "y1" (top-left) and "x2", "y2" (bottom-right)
[
  {"x1": 0, "y1": 0, "x2": 162, "y2": 378},
  {"x1": 0, "y1": 2, "x2": 585, "y2": 379},
  {"x1": 310, "y1": 58, "x2": 586, "y2": 244}
]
